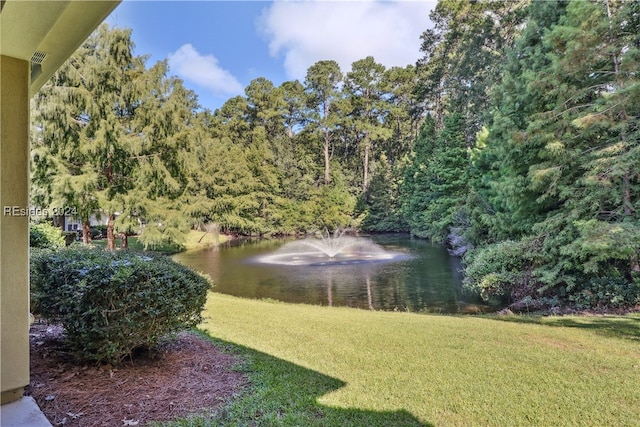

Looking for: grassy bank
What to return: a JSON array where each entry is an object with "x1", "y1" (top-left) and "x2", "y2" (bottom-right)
[
  {"x1": 172, "y1": 294, "x2": 640, "y2": 426},
  {"x1": 89, "y1": 230, "x2": 228, "y2": 253}
]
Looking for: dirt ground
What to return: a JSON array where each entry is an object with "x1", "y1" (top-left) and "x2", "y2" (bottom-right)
[{"x1": 25, "y1": 322, "x2": 247, "y2": 426}]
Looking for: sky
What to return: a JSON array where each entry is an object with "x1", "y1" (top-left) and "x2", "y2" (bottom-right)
[{"x1": 106, "y1": 1, "x2": 436, "y2": 112}]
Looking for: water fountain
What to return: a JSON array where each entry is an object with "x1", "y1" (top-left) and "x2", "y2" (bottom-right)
[
  {"x1": 256, "y1": 230, "x2": 406, "y2": 266},
  {"x1": 174, "y1": 233, "x2": 478, "y2": 312}
]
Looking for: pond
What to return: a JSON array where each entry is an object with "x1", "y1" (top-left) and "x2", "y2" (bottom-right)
[{"x1": 174, "y1": 234, "x2": 487, "y2": 314}]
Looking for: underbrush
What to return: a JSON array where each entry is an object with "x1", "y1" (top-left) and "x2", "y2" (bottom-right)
[{"x1": 463, "y1": 238, "x2": 640, "y2": 312}]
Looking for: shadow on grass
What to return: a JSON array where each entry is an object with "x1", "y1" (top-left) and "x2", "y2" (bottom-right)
[
  {"x1": 486, "y1": 313, "x2": 640, "y2": 342},
  {"x1": 176, "y1": 332, "x2": 431, "y2": 427}
]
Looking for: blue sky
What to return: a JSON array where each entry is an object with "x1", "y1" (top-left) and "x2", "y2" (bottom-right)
[{"x1": 107, "y1": 1, "x2": 436, "y2": 112}]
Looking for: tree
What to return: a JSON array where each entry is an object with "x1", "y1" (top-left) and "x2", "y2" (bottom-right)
[
  {"x1": 360, "y1": 154, "x2": 408, "y2": 232},
  {"x1": 529, "y1": 0, "x2": 640, "y2": 280},
  {"x1": 183, "y1": 134, "x2": 262, "y2": 234},
  {"x1": 31, "y1": 24, "x2": 142, "y2": 249},
  {"x1": 272, "y1": 81, "x2": 318, "y2": 231},
  {"x1": 402, "y1": 115, "x2": 438, "y2": 237},
  {"x1": 123, "y1": 60, "x2": 198, "y2": 249},
  {"x1": 406, "y1": 0, "x2": 529, "y2": 248},
  {"x1": 416, "y1": 0, "x2": 528, "y2": 140},
  {"x1": 402, "y1": 114, "x2": 469, "y2": 243},
  {"x1": 343, "y1": 56, "x2": 391, "y2": 193},
  {"x1": 245, "y1": 77, "x2": 286, "y2": 135},
  {"x1": 32, "y1": 24, "x2": 199, "y2": 250},
  {"x1": 280, "y1": 80, "x2": 307, "y2": 139},
  {"x1": 381, "y1": 65, "x2": 421, "y2": 163},
  {"x1": 304, "y1": 60, "x2": 343, "y2": 185},
  {"x1": 469, "y1": 0, "x2": 569, "y2": 243},
  {"x1": 185, "y1": 90, "x2": 284, "y2": 236}
]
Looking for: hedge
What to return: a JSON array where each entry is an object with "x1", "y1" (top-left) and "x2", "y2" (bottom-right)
[{"x1": 30, "y1": 247, "x2": 211, "y2": 364}]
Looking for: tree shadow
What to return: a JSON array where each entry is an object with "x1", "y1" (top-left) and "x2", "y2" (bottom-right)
[
  {"x1": 486, "y1": 314, "x2": 640, "y2": 342},
  {"x1": 194, "y1": 334, "x2": 431, "y2": 427}
]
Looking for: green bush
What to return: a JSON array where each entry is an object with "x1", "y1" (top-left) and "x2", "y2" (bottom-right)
[
  {"x1": 30, "y1": 247, "x2": 211, "y2": 364},
  {"x1": 569, "y1": 276, "x2": 640, "y2": 309},
  {"x1": 464, "y1": 234, "x2": 640, "y2": 310},
  {"x1": 29, "y1": 222, "x2": 65, "y2": 248},
  {"x1": 463, "y1": 237, "x2": 545, "y2": 304}
]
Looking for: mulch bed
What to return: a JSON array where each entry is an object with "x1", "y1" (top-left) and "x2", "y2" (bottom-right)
[{"x1": 25, "y1": 322, "x2": 248, "y2": 426}]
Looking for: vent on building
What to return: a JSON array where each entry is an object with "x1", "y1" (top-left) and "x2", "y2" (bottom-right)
[
  {"x1": 31, "y1": 51, "x2": 47, "y2": 65},
  {"x1": 30, "y1": 52, "x2": 47, "y2": 82}
]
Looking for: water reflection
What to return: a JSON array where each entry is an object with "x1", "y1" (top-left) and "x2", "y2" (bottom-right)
[{"x1": 173, "y1": 235, "x2": 486, "y2": 313}]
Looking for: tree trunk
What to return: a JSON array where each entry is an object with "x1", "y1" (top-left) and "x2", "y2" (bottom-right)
[
  {"x1": 363, "y1": 136, "x2": 370, "y2": 193},
  {"x1": 119, "y1": 232, "x2": 128, "y2": 249},
  {"x1": 82, "y1": 220, "x2": 92, "y2": 246},
  {"x1": 106, "y1": 214, "x2": 116, "y2": 251},
  {"x1": 324, "y1": 129, "x2": 331, "y2": 185}
]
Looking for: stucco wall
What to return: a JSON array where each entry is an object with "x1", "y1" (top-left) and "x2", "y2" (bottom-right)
[{"x1": 0, "y1": 54, "x2": 30, "y2": 403}]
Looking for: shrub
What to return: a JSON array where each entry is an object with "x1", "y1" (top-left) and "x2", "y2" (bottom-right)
[
  {"x1": 29, "y1": 222, "x2": 65, "y2": 248},
  {"x1": 62, "y1": 231, "x2": 77, "y2": 246},
  {"x1": 463, "y1": 237, "x2": 545, "y2": 304},
  {"x1": 569, "y1": 276, "x2": 640, "y2": 309},
  {"x1": 30, "y1": 247, "x2": 211, "y2": 364}
]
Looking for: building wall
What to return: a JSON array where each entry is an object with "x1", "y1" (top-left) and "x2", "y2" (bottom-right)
[{"x1": 0, "y1": 55, "x2": 30, "y2": 403}]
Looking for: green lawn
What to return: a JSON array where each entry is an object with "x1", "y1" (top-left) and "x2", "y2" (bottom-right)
[{"x1": 168, "y1": 294, "x2": 640, "y2": 426}]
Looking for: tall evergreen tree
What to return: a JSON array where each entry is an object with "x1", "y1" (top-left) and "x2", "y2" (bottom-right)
[
  {"x1": 31, "y1": 24, "x2": 142, "y2": 249},
  {"x1": 530, "y1": 0, "x2": 640, "y2": 280},
  {"x1": 403, "y1": 114, "x2": 469, "y2": 243},
  {"x1": 304, "y1": 60, "x2": 343, "y2": 185},
  {"x1": 32, "y1": 24, "x2": 198, "y2": 249},
  {"x1": 416, "y1": 0, "x2": 528, "y2": 139},
  {"x1": 361, "y1": 154, "x2": 408, "y2": 232},
  {"x1": 382, "y1": 65, "x2": 421, "y2": 163},
  {"x1": 470, "y1": 0, "x2": 569, "y2": 243},
  {"x1": 401, "y1": 115, "x2": 438, "y2": 236},
  {"x1": 123, "y1": 60, "x2": 198, "y2": 249},
  {"x1": 343, "y1": 56, "x2": 391, "y2": 193}
]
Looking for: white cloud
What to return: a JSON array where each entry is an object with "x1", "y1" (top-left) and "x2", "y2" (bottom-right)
[
  {"x1": 168, "y1": 44, "x2": 244, "y2": 97},
  {"x1": 258, "y1": 0, "x2": 436, "y2": 81}
]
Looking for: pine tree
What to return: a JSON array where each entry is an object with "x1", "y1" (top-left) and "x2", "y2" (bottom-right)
[
  {"x1": 304, "y1": 60, "x2": 343, "y2": 185},
  {"x1": 470, "y1": 0, "x2": 569, "y2": 243},
  {"x1": 125, "y1": 60, "x2": 198, "y2": 249},
  {"x1": 401, "y1": 115, "x2": 437, "y2": 237},
  {"x1": 381, "y1": 65, "x2": 421, "y2": 164},
  {"x1": 422, "y1": 113, "x2": 470, "y2": 243},
  {"x1": 531, "y1": 0, "x2": 640, "y2": 280},
  {"x1": 416, "y1": 0, "x2": 528, "y2": 138},
  {"x1": 361, "y1": 154, "x2": 408, "y2": 232},
  {"x1": 343, "y1": 56, "x2": 391, "y2": 193}
]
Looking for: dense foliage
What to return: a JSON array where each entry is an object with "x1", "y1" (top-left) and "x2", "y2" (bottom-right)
[
  {"x1": 29, "y1": 222, "x2": 66, "y2": 249},
  {"x1": 404, "y1": 0, "x2": 640, "y2": 309},
  {"x1": 30, "y1": 248, "x2": 211, "y2": 364},
  {"x1": 31, "y1": 0, "x2": 640, "y2": 309},
  {"x1": 462, "y1": 0, "x2": 640, "y2": 308}
]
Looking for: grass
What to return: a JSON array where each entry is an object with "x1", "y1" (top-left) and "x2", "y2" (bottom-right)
[
  {"x1": 89, "y1": 230, "x2": 227, "y2": 253},
  {"x1": 160, "y1": 294, "x2": 640, "y2": 426}
]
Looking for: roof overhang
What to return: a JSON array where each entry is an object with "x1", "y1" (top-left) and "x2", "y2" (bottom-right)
[{"x1": 0, "y1": 0, "x2": 121, "y2": 96}]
